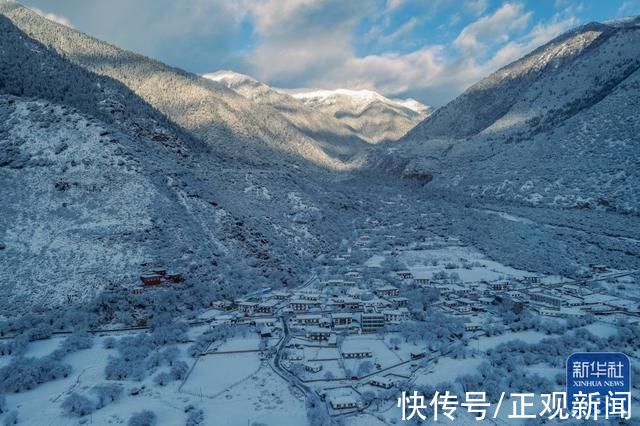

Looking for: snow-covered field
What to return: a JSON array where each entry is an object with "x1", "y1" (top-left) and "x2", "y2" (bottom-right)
[{"x1": 182, "y1": 353, "x2": 261, "y2": 398}]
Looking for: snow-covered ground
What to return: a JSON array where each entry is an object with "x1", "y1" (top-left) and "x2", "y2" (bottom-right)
[{"x1": 181, "y1": 353, "x2": 262, "y2": 398}]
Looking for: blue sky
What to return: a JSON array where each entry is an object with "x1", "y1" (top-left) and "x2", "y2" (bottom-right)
[{"x1": 20, "y1": 0, "x2": 640, "y2": 105}]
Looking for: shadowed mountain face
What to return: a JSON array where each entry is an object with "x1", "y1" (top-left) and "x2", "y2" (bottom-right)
[
  {"x1": 0, "y1": 13, "x2": 197, "y2": 153},
  {"x1": 205, "y1": 71, "x2": 431, "y2": 145},
  {"x1": 0, "y1": 11, "x2": 361, "y2": 312},
  {"x1": 394, "y1": 18, "x2": 640, "y2": 214},
  {"x1": 202, "y1": 71, "x2": 372, "y2": 151},
  {"x1": 0, "y1": 2, "x2": 368, "y2": 170},
  {"x1": 1, "y1": 0, "x2": 639, "y2": 315},
  {"x1": 289, "y1": 89, "x2": 431, "y2": 144}
]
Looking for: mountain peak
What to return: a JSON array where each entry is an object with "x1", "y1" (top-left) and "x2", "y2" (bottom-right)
[
  {"x1": 203, "y1": 70, "x2": 431, "y2": 144},
  {"x1": 202, "y1": 70, "x2": 259, "y2": 88},
  {"x1": 287, "y1": 88, "x2": 430, "y2": 115}
]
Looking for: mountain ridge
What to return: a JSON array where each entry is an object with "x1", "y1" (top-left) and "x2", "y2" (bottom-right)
[
  {"x1": 0, "y1": 1, "x2": 367, "y2": 170},
  {"x1": 390, "y1": 16, "x2": 640, "y2": 214},
  {"x1": 205, "y1": 70, "x2": 431, "y2": 144}
]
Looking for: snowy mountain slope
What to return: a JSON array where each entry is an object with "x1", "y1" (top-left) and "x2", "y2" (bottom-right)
[
  {"x1": 0, "y1": 2, "x2": 364, "y2": 170},
  {"x1": 393, "y1": 17, "x2": 640, "y2": 214},
  {"x1": 0, "y1": 3, "x2": 372, "y2": 312},
  {"x1": 0, "y1": 94, "x2": 357, "y2": 313},
  {"x1": 0, "y1": 13, "x2": 196, "y2": 153},
  {"x1": 285, "y1": 88, "x2": 431, "y2": 144},
  {"x1": 0, "y1": 17, "x2": 360, "y2": 312},
  {"x1": 203, "y1": 70, "x2": 370, "y2": 149}
]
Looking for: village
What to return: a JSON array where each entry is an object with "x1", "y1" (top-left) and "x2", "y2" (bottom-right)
[
  {"x1": 2, "y1": 214, "x2": 639, "y2": 425},
  {"x1": 131, "y1": 219, "x2": 640, "y2": 422}
]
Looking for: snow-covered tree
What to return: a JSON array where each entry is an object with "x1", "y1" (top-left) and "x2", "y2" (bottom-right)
[
  {"x1": 61, "y1": 392, "x2": 95, "y2": 417},
  {"x1": 91, "y1": 383, "x2": 123, "y2": 409},
  {"x1": 128, "y1": 410, "x2": 157, "y2": 426}
]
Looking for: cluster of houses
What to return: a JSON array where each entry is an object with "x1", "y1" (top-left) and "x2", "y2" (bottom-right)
[
  {"x1": 210, "y1": 281, "x2": 412, "y2": 340},
  {"x1": 407, "y1": 264, "x2": 638, "y2": 323},
  {"x1": 136, "y1": 268, "x2": 184, "y2": 292}
]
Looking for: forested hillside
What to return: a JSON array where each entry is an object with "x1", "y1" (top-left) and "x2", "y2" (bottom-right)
[
  {"x1": 393, "y1": 17, "x2": 640, "y2": 214},
  {"x1": 0, "y1": 2, "x2": 366, "y2": 169}
]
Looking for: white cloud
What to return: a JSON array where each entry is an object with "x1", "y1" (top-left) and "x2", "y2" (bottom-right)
[
  {"x1": 377, "y1": 16, "x2": 422, "y2": 45},
  {"x1": 258, "y1": 7, "x2": 579, "y2": 106},
  {"x1": 28, "y1": 6, "x2": 73, "y2": 28},
  {"x1": 244, "y1": 0, "x2": 577, "y2": 105},
  {"x1": 454, "y1": 3, "x2": 531, "y2": 54},
  {"x1": 464, "y1": 0, "x2": 488, "y2": 17},
  {"x1": 23, "y1": 0, "x2": 583, "y2": 105},
  {"x1": 618, "y1": 0, "x2": 640, "y2": 16},
  {"x1": 245, "y1": 0, "x2": 378, "y2": 84}
]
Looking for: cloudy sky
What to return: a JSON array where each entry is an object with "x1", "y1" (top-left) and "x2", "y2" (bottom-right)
[{"x1": 21, "y1": 0, "x2": 640, "y2": 105}]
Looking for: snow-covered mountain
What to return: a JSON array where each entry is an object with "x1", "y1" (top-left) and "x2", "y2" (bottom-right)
[
  {"x1": 0, "y1": 2, "x2": 368, "y2": 170},
  {"x1": 0, "y1": 6, "x2": 357, "y2": 311},
  {"x1": 394, "y1": 17, "x2": 640, "y2": 214},
  {"x1": 2, "y1": 0, "x2": 640, "y2": 313},
  {"x1": 205, "y1": 70, "x2": 430, "y2": 144},
  {"x1": 203, "y1": 71, "x2": 369, "y2": 148},
  {"x1": 288, "y1": 88, "x2": 431, "y2": 144}
]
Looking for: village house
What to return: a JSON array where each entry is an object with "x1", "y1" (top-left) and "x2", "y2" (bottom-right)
[
  {"x1": 289, "y1": 299, "x2": 321, "y2": 312},
  {"x1": 369, "y1": 376, "x2": 394, "y2": 389},
  {"x1": 271, "y1": 291, "x2": 290, "y2": 301},
  {"x1": 237, "y1": 301, "x2": 258, "y2": 315},
  {"x1": 465, "y1": 322, "x2": 483, "y2": 332},
  {"x1": 414, "y1": 274, "x2": 430, "y2": 286},
  {"x1": 254, "y1": 318, "x2": 276, "y2": 328},
  {"x1": 521, "y1": 276, "x2": 541, "y2": 284},
  {"x1": 360, "y1": 312, "x2": 385, "y2": 333},
  {"x1": 489, "y1": 281, "x2": 509, "y2": 291},
  {"x1": 561, "y1": 284, "x2": 591, "y2": 296},
  {"x1": 383, "y1": 308, "x2": 411, "y2": 323},
  {"x1": 322, "y1": 279, "x2": 356, "y2": 287},
  {"x1": 330, "y1": 297, "x2": 363, "y2": 311},
  {"x1": 526, "y1": 288, "x2": 563, "y2": 308},
  {"x1": 590, "y1": 264, "x2": 608, "y2": 273},
  {"x1": 298, "y1": 291, "x2": 321, "y2": 301},
  {"x1": 508, "y1": 290, "x2": 526, "y2": 300},
  {"x1": 374, "y1": 285, "x2": 400, "y2": 298},
  {"x1": 477, "y1": 296, "x2": 495, "y2": 306},
  {"x1": 455, "y1": 298, "x2": 475, "y2": 313},
  {"x1": 389, "y1": 296, "x2": 409, "y2": 307},
  {"x1": 166, "y1": 272, "x2": 184, "y2": 283},
  {"x1": 346, "y1": 288, "x2": 365, "y2": 299},
  {"x1": 255, "y1": 300, "x2": 278, "y2": 315},
  {"x1": 295, "y1": 314, "x2": 322, "y2": 326},
  {"x1": 258, "y1": 325, "x2": 274, "y2": 338},
  {"x1": 305, "y1": 363, "x2": 323, "y2": 373},
  {"x1": 211, "y1": 300, "x2": 234, "y2": 311},
  {"x1": 396, "y1": 271, "x2": 414, "y2": 280},
  {"x1": 537, "y1": 306, "x2": 585, "y2": 318},
  {"x1": 140, "y1": 274, "x2": 163, "y2": 287},
  {"x1": 306, "y1": 327, "x2": 332, "y2": 341},
  {"x1": 345, "y1": 271, "x2": 363, "y2": 280},
  {"x1": 331, "y1": 313, "x2": 353, "y2": 327},
  {"x1": 341, "y1": 342, "x2": 373, "y2": 358},
  {"x1": 329, "y1": 396, "x2": 358, "y2": 410}
]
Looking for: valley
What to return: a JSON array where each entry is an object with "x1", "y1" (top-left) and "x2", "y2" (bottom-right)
[{"x1": 0, "y1": 1, "x2": 639, "y2": 425}]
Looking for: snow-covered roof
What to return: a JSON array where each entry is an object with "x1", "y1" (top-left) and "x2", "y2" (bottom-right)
[
  {"x1": 329, "y1": 395, "x2": 358, "y2": 406},
  {"x1": 296, "y1": 314, "x2": 322, "y2": 320},
  {"x1": 341, "y1": 340, "x2": 372, "y2": 353},
  {"x1": 376, "y1": 285, "x2": 398, "y2": 291}
]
